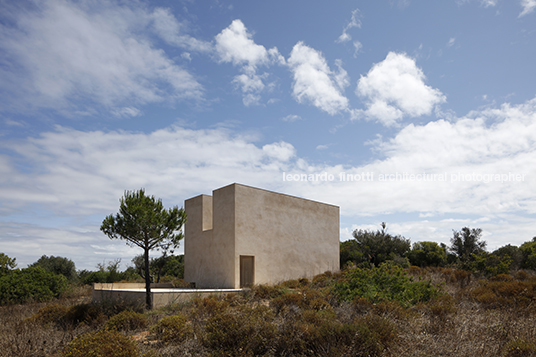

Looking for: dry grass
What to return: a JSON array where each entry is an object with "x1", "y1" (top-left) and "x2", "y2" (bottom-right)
[{"x1": 2, "y1": 269, "x2": 536, "y2": 357}]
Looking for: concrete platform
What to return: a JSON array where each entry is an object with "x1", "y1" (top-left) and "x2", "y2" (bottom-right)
[{"x1": 92, "y1": 283, "x2": 245, "y2": 309}]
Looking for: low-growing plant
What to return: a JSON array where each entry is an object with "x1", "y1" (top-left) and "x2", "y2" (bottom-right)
[
  {"x1": 515, "y1": 270, "x2": 530, "y2": 280},
  {"x1": 353, "y1": 314, "x2": 398, "y2": 356},
  {"x1": 191, "y1": 295, "x2": 229, "y2": 317},
  {"x1": 202, "y1": 305, "x2": 276, "y2": 356},
  {"x1": 65, "y1": 303, "x2": 107, "y2": 327},
  {"x1": 26, "y1": 303, "x2": 71, "y2": 329},
  {"x1": 503, "y1": 338, "x2": 536, "y2": 357},
  {"x1": 104, "y1": 310, "x2": 147, "y2": 331},
  {"x1": 27, "y1": 302, "x2": 107, "y2": 329},
  {"x1": 251, "y1": 284, "x2": 287, "y2": 299},
  {"x1": 471, "y1": 278, "x2": 536, "y2": 308},
  {"x1": 271, "y1": 287, "x2": 331, "y2": 313},
  {"x1": 62, "y1": 329, "x2": 140, "y2": 357},
  {"x1": 150, "y1": 313, "x2": 192, "y2": 343},
  {"x1": 332, "y1": 265, "x2": 439, "y2": 307},
  {"x1": 275, "y1": 309, "x2": 356, "y2": 356}
]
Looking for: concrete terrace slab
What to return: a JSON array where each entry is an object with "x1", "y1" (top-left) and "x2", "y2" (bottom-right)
[{"x1": 92, "y1": 283, "x2": 246, "y2": 309}]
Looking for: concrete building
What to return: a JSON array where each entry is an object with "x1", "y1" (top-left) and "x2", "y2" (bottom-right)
[{"x1": 184, "y1": 183, "x2": 339, "y2": 288}]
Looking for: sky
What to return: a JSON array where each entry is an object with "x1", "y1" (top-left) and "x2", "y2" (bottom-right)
[{"x1": 1, "y1": 0, "x2": 535, "y2": 270}]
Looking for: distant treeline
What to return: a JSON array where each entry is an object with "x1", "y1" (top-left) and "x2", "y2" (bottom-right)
[
  {"x1": 0, "y1": 253, "x2": 185, "y2": 305},
  {"x1": 341, "y1": 223, "x2": 536, "y2": 276}
]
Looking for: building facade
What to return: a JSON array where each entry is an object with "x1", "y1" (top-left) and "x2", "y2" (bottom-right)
[{"x1": 184, "y1": 183, "x2": 339, "y2": 288}]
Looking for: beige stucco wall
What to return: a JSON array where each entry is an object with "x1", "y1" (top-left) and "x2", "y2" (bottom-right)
[
  {"x1": 184, "y1": 183, "x2": 340, "y2": 288},
  {"x1": 233, "y1": 184, "x2": 339, "y2": 286},
  {"x1": 184, "y1": 190, "x2": 236, "y2": 288}
]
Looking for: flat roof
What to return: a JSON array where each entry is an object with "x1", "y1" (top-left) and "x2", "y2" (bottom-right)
[{"x1": 94, "y1": 288, "x2": 245, "y2": 293}]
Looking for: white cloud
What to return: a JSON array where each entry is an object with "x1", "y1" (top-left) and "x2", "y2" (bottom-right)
[
  {"x1": 337, "y1": 8, "x2": 362, "y2": 43},
  {"x1": 215, "y1": 20, "x2": 271, "y2": 67},
  {"x1": 2, "y1": 97, "x2": 536, "y2": 267},
  {"x1": 0, "y1": 125, "x2": 298, "y2": 216},
  {"x1": 481, "y1": 0, "x2": 498, "y2": 7},
  {"x1": 111, "y1": 107, "x2": 142, "y2": 118},
  {"x1": 0, "y1": 0, "x2": 204, "y2": 115},
  {"x1": 150, "y1": 7, "x2": 212, "y2": 52},
  {"x1": 232, "y1": 73, "x2": 265, "y2": 106},
  {"x1": 214, "y1": 19, "x2": 283, "y2": 106},
  {"x1": 288, "y1": 42, "x2": 349, "y2": 115},
  {"x1": 353, "y1": 41, "x2": 363, "y2": 57},
  {"x1": 262, "y1": 142, "x2": 296, "y2": 162},
  {"x1": 519, "y1": 0, "x2": 536, "y2": 16},
  {"x1": 355, "y1": 52, "x2": 446, "y2": 126},
  {"x1": 447, "y1": 38, "x2": 456, "y2": 47},
  {"x1": 282, "y1": 114, "x2": 303, "y2": 122}
]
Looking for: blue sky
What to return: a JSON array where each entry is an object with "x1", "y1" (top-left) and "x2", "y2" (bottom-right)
[{"x1": 1, "y1": 0, "x2": 535, "y2": 270}]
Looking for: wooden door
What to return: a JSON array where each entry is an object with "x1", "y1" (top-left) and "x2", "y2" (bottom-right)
[{"x1": 240, "y1": 255, "x2": 255, "y2": 287}]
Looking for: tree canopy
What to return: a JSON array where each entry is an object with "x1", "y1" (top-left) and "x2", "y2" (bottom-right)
[
  {"x1": 407, "y1": 241, "x2": 447, "y2": 267},
  {"x1": 346, "y1": 223, "x2": 411, "y2": 267},
  {"x1": 449, "y1": 227, "x2": 486, "y2": 267},
  {"x1": 30, "y1": 255, "x2": 77, "y2": 282},
  {"x1": 0, "y1": 253, "x2": 16, "y2": 277},
  {"x1": 100, "y1": 189, "x2": 186, "y2": 309}
]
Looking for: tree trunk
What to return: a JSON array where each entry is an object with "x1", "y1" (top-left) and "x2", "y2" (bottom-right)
[{"x1": 144, "y1": 247, "x2": 152, "y2": 310}]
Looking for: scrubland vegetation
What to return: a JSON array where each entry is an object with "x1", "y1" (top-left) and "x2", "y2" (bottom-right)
[
  {"x1": 2, "y1": 224, "x2": 536, "y2": 356},
  {"x1": 2, "y1": 266, "x2": 536, "y2": 356}
]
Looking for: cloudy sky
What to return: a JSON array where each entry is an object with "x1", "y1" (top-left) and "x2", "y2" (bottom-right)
[{"x1": 1, "y1": 0, "x2": 535, "y2": 270}]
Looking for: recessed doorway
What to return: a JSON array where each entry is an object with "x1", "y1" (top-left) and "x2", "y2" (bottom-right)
[{"x1": 240, "y1": 255, "x2": 255, "y2": 287}]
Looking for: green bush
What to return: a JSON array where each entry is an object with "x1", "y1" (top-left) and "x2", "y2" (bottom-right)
[
  {"x1": 150, "y1": 313, "x2": 192, "y2": 343},
  {"x1": 332, "y1": 265, "x2": 439, "y2": 307},
  {"x1": 104, "y1": 310, "x2": 147, "y2": 331},
  {"x1": 0, "y1": 266, "x2": 68, "y2": 305},
  {"x1": 62, "y1": 329, "x2": 140, "y2": 357}
]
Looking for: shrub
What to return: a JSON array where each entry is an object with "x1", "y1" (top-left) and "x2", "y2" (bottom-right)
[
  {"x1": 251, "y1": 284, "x2": 287, "y2": 299},
  {"x1": 65, "y1": 303, "x2": 107, "y2": 327},
  {"x1": 271, "y1": 287, "x2": 331, "y2": 313},
  {"x1": 280, "y1": 279, "x2": 300, "y2": 288},
  {"x1": 515, "y1": 270, "x2": 530, "y2": 280},
  {"x1": 104, "y1": 310, "x2": 147, "y2": 331},
  {"x1": 0, "y1": 266, "x2": 68, "y2": 305},
  {"x1": 191, "y1": 295, "x2": 229, "y2": 317},
  {"x1": 454, "y1": 269, "x2": 472, "y2": 288},
  {"x1": 353, "y1": 314, "x2": 398, "y2": 356},
  {"x1": 312, "y1": 272, "x2": 332, "y2": 287},
  {"x1": 503, "y1": 338, "x2": 536, "y2": 357},
  {"x1": 332, "y1": 265, "x2": 439, "y2": 307},
  {"x1": 26, "y1": 303, "x2": 71, "y2": 328},
  {"x1": 150, "y1": 313, "x2": 192, "y2": 343},
  {"x1": 203, "y1": 306, "x2": 275, "y2": 356},
  {"x1": 276, "y1": 309, "x2": 355, "y2": 356},
  {"x1": 471, "y1": 279, "x2": 536, "y2": 308},
  {"x1": 62, "y1": 329, "x2": 140, "y2": 357}
]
